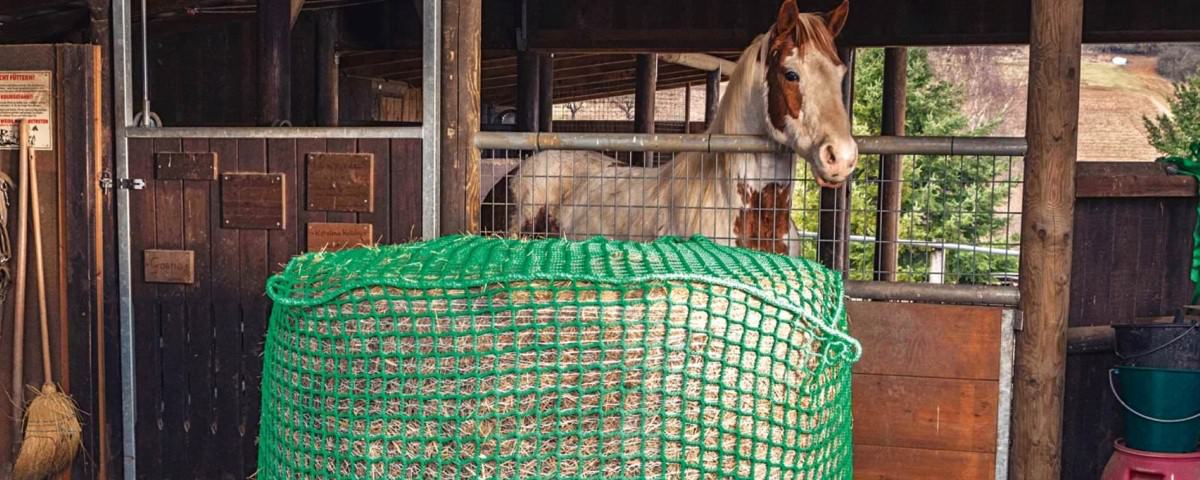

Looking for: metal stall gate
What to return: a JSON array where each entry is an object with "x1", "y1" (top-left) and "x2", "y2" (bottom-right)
[
  {"x1": 110, "y1": 0, "x2": 441, "y2": 478},
  {"x1": 476, "y1": 130, "x2": 1025, "y2": 479}
]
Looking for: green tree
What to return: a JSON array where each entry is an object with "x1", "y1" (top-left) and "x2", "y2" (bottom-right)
[
  {"x1": 1144, "y1": 69, "x2": 1200, "y2": 157},
  {"x1": 794, "y1": 48, "x2": 1019, "y2": 284}
]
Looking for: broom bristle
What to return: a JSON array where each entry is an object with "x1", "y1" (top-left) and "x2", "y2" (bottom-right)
[{"x1": 11, "y1": 384, "x2": 82, "y2": 480}]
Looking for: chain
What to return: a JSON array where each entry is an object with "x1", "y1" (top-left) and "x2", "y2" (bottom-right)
[{"x1": 0, "y1": 171, "x2": 13, "y2": 308}]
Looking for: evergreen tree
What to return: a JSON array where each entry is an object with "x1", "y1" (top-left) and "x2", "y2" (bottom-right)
[
  {"x1": 1144, "y1": 69, "x2": 1200, "y2": 157},
  {"x1": 794, "y1": 48, "x2": 1019, "y2": 284}
]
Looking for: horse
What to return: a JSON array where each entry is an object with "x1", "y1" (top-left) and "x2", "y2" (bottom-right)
[{"x1": 480, "y1": 0, "x2": 858, "y2": 257}]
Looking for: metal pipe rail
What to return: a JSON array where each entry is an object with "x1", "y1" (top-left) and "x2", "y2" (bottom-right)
[
  {"x1": 846, "y1": 281, "x2": 1020, "y2": 307},
  {"x1": 126, "y1": 126, "x2": 424, "y2": 139},
  {"x1": 476, "y1": 131, "x2": 1028, "y2": 156}
]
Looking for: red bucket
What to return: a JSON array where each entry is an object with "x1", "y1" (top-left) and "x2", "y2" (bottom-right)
[{"x1": 1102, "y1": 438, "x2": 1200, "y2": 479}]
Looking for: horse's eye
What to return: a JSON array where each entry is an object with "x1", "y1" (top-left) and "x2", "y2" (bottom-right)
[{"x1": 784, "y1": 71, "x2": 800, "y2": 82}]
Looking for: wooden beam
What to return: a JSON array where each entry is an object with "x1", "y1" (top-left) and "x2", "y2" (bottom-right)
[
  {"x1": 258, "y1": 0, "x2": 293, "y2": 125},
  {"x1": 704, "y1": 69, "x2": 720, "y2": 127},
  {"x1": 683, "y1": 82, "x2": 692, "y2": 134},
  {"x1": 316, "y1": 10, "x2": 339, "y2": 126},
  {"x1": 633, "y1": 53, "x2": 658, "y2": 166},
  {"x1": 538, "y1": 53, "x2": 555, "y2": 132},
  {"x1": 1013, "y1": 0, "x2": 1083, "y2": 476},
  {"x1": 873, "y1": 47, "x2": 906, "y2": 282},
  {"x1": 290, "y1": 0, "x2": 305, "y2": 27},
  {"x1": 440, "y1": 0, "x2": 482, "y2": 234},
  {"x1": 660, "y1": 53, "x2": 737, "y2": 76},
  {"x1": 516, "y1": 50, "x2": 539, "y2": 132}
]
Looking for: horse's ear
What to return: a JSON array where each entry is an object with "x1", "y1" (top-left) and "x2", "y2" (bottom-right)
[
  {"x1": 773, "y1": 0, "x2": 800, "y2": 35},
  {"x1": 821, "y1": 0, "x2": 850, "y2": 37}
]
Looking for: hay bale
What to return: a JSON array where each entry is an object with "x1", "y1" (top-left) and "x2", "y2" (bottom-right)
[{"x1": 257, "y1": 235, "x2": 861, "y2": 479}]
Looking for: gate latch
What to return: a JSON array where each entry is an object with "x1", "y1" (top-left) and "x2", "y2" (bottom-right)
[{"x1": 119, "y1": 178, "x2": 146, "y2": 190}]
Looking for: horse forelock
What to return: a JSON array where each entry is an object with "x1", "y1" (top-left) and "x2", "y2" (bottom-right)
[{"x1": 763, "y1": 13, "x2": 842, "y2": 131}]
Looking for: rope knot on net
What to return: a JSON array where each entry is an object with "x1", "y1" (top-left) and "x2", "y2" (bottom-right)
[{"x1": 257, "y1": 234, "x2": 861, "y2": 479}]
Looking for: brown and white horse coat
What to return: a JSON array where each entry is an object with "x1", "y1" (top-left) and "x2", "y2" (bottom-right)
[{"x1": 481, "y1": 0, "x2": 858, "y2": 257}]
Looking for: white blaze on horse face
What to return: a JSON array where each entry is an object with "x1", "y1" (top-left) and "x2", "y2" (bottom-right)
[{"x1": 766, "y1": 46, "x2": 857, "y2": 188}]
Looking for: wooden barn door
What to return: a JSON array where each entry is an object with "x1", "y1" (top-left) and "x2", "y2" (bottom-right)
[
  {"x1": 123, "y1": 136, "x2": 422, "y2": 479},
  {"x1": 848, "y1": 301, "x2": 1016, "y2": 479}
]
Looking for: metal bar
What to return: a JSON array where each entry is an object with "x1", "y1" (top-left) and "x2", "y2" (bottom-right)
[
  {"x1": 112, "y1": 0, "x2": 138, "y2": 476},
  {"x1": 995, "y1": 309, "x2": 1017, "y2": 480},
  {"x1": 421, "y1": 0, "x2": 441, "y2": 240},
  {"x1": 794, "y1": 230, "x2": 1020, "y2": 256},
  {"x1": 138, "y1": 0, "x2": 150, "y2": 124},
  {"x1": 126, "y1": 126, "x2": 423, "y2": 139},
  {"x1": 845, "y1": 281, "x2": 1021, "y2": 307},
  {"x1": 475, "y1": 131, "x2": 1028, "y2": 156}
]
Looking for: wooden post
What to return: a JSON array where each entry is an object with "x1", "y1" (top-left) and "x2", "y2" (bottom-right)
[
  {"x1": 704, "y1": 68, "x2": 720, "y2": 127},
  {"x1": 683, "y1": 82, "x2": 692, "y2": 134},
  {"x1": 538, "y1": 53, "x2": 554, "y2": 132},
  {"x1": 1013, "y1": 0, "x2": 1083, "y2": 476},
  {"x1": 633, "y1": 53, "x2": 657, "y2": 166},
  {"x1": 874, "y1": 47, "x2": 906, "y2": 281},
  {"x1": 819, "y1": 46, "x2": 855, "y2": 271},
  {"x1": 516, "y1": 50, "x2": 539, "y2": 132},
  {"x1": 258, "y1": 0, "x2": 293, "y2": 125},
  {"x1": 440, "y1": 0, "x2": 482, "y2": 234},
  {"x1": 315, "y1": 10, "x2": 339, "y2": 126}
]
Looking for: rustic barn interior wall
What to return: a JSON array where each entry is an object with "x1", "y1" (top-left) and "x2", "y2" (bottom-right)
[
  {"x1": 1062, "y1": 163, "x2": 1199, "y2": 479},
  {"x1": 0, "y1": 44, "x2": 108, "y2": 479},
  {"x1": 124, "y1": 136, "x2": 422, "y2": 479}
]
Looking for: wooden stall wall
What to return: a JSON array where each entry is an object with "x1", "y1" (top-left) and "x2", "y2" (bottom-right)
[
  {"x1": 0, "y1": 44, "x2": 108, "y2": 479},
  {"x1": 125, "y1": 136, "x2": 421, "y2": 479},
  {"x1": 1062, "y1": 162, "x2": 1198, "y2": 479},
  {"x1": 847, "y1": 302, "x2": 1011, "y2": 479}
]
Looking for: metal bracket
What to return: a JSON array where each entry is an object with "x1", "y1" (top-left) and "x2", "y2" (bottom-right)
[
  {"x1": 99, "y1": 170, "x2": 114, "y2": 191},
  {"x1": 119, "y1": 178, "x2": 146, "y2": 190}
]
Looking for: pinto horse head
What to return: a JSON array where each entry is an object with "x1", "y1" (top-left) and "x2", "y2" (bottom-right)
[{"x1": 761, "y1": 0, "x2": 857, "y2": 188}]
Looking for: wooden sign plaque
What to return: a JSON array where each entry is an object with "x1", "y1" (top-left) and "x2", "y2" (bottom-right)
[
  {"x1": 144, "y1": 249, "x2": 195, "y2": 284},
  {"x1": 306, "y1": 152, "x2": 374, "y2": 212},
  {"x1": 221, "y1": 172, "x2": 286, "y2": 229},
  {"x1": 306, "y1": 222, "x2": 374, "y2": 252},
  {"x1": 155, "y1": 152, "x2": 218, "y2": 180}
]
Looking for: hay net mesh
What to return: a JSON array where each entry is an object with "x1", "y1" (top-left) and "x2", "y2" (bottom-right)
[{"x1": 257, "y1": 234, "x2": 862, "y2": 479}]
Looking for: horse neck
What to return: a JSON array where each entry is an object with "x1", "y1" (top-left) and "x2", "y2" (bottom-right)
[{"x1": 697, "y1": 34, "x2": 797, "y2": 203}]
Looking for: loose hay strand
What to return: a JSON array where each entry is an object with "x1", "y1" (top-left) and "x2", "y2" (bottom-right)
[{"x1": 256, "y1": 235, "x2": 861, "y2": 479}]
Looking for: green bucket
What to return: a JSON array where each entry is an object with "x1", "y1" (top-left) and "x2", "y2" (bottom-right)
[{"x1": 1110, "y1": 366, "x2": 1200, "y2": 453}]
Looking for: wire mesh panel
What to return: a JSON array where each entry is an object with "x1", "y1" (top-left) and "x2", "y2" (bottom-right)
[
  {"x1": 257, "y1": 235, "x2": 861, "y2": 479},
  {"x1": 481, "y1": 147, "x2": 1021, "y2": 286}
]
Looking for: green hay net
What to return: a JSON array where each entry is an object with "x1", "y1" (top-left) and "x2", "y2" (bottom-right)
[{"x1": 257, "y1": 234, "x2": 862, "y2": 479}]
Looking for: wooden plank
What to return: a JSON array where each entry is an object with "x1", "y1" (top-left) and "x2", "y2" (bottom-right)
[
  {"x1": 323, "y1": 139, "x2": 360, "y2": 224},
  {"x1": 356, "y1": 138, "x2": 391, "y2": 243},
  {"x1": 854, "y1": 445, "x2": 995, "y2": 480},
  {"x1": 143, "y1": 249, "x2": 195, "y2": 284},
  {"x1": 1075, "y1": 174, "x2": 1196, "y2": 198},
  {"x1": 267, "y1": 138, "x2": 299, "y2": 276},
  {"x1": 305, "y1": 152, "x2": 374, "y2": 212},
  {"x1": 155, "y1": 152, "x2": 218, "y2": 180},
  {"x1": 847, "y1": 302, "x2": 1001, "y2": 381},
  {"x1": 306, "y1": 222, "x2": 374, "y2": 251},
  {"x1": 220, "y1": 172, "x2": 286, "y2": 229},
  {"x1": 153, "y1": 138, "x2": 192, "y2": 478},
  {"x1": 180, "y1": 137, "x2": 215, "y2": 479},
  {"x1": 852, "y1": 374, "x2": 999, "y2": 453},
  {"x1": 206, "y1": 137, "x2": 243, "y2": 477},
  {"x1": 390, "y1": 139, "x2": 422, "y2": 242},
  {"x1": 296, "y1": 138, "x2": 328, "y2": 250},
  {"x1": 235, "y1": 138, "x2": 269, "y2": 473},
  {"x1": 1013, "y1": 0, "x2": 1083, "y2": 476}
]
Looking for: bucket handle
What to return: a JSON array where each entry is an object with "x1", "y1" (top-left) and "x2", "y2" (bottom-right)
[
  {"x1": 1109, "y1": 369, "x2": 1200, "y2": 424},
  {"x1": 1116, "y1": 324, "x2": 1197, "y2": 361}
]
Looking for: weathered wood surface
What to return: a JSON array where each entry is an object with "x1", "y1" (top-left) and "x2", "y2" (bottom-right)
[
  {"x1": 1013, "y1": 0, "x2": 1084, "y2": 477},
  {"x1": 143, "y1": 249, "x2": 196, "y2": 284},
  {"x1": 305, "y1": 152, "x2": 375, "y2": 212},
  {"x1": 127, "y1": 137, "x2": 422, "y2": 479},
  {"x1": 847, "y1": 301, "x2": 1005, "y2": 479},
  {"x1": 155, "y1": 152, "x2": 217, "y2": 180},
  {"x1": 440, "y1": 0, "x2": 482, "y2": 235},
  {"x1": 221, "y1": 172, "x2": 287, "y2": 229},
  {"x1": 306, "y1": 222, "x2": 374, "y2": 251}
]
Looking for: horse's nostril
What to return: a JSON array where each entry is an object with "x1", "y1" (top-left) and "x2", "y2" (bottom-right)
[{"x1": 822, "y1": 144, "x2": 837, "y2": 165}]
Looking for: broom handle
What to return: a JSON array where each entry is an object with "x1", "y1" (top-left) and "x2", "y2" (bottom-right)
[
  {"x1": 26, "y1": 123, "x2": 51, "y2": 383},
  {"x1": 10, "y1": 120, "x2": 30, "y2": 442}
]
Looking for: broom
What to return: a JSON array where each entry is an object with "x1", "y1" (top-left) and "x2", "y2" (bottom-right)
[{"x1": 11, "y1": 119, "x2": 81, "y2": 480}]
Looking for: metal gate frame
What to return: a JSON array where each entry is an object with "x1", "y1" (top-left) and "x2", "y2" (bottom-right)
[{"x1": 110, "y1": 1, "x2": 442, "y2": 477}]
